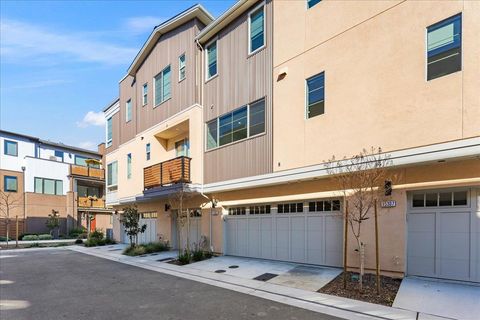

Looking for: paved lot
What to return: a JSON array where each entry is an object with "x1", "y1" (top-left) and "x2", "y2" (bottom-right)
[{"x1": 0, "y1": 249, "x2": 341, "y2": 320}]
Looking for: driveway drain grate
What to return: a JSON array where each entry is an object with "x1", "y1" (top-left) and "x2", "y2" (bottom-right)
[
  {"x1": 157, "y1": 258, "x2": 174, "y2": 262},
  {"x1": 254, "y1": 273, "x2": 278, "y2": 281},
  {"x1": 215, "y1": 269, "x2": 226, "y2": 273},
  {"x1": 228, "y1": 265, "x2": 239, "y2": 269}
]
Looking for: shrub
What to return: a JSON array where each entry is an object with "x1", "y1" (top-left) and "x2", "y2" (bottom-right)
[
  {"x1": 144, "y1": 242, "x2": 169, "y2": 254},
  {"x1": 69, "y1": 227, "x2": 86, "y2": 236},
  {"x1": 90, "y1": 229, "x2": 104, "y2": 241},
  {"x1": 177, "y1": 250, "x2": 192, "y2": 265},
  {"x1": 192, "y1": 248, "x2": 204, "y2": 262},
  {"x1": 105, "y1": 238, "x2": 116, "y2": 245},
  {"x1": 23, "y1": 235, "x2": 39, "y2": 241},
  {"x1": 38, "y1": 234, "x2": 53, "y2": 240},
  {"x1": 28, "y1": 242, "x2": 40, "y2": 248},
  {"x1": 74, "y1": 239, "x2": 83, "y2": 244},
  {"x1": 204, "y1": 251, "x2": 214, "y2": 259},
  {"x1": 123, "y1": 245, "x2": 146, "y2": 256},
  {"x1": 0, "y1": 236, "x2": 12, "y2": 241},
  {"x1": 19, "y1": 233, "x2": 38, "y2": 240}
]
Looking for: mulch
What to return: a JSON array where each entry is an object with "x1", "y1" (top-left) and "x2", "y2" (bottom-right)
[{"x1": 318, "y1": 271, "x2": 402, "y2": 306}]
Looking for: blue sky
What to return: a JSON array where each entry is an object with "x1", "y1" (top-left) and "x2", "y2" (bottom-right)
[{"x1": 0, "y1": 0, "x2": 235, "y2": 151}]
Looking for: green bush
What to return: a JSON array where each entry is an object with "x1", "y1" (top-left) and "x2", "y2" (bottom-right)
[
  {"x1": 123, "y1": 245, "x2": 146, "y2": 256},
  {"x1": 192, "y1": 248, "x2": 204, "y2": 262},
  {"x1": 69, "y1": 227, "x2": 86, "y2": 236},
  {"x1": 38, "y1": 234, "x2": 53, "y2": 240},
  {"x1": 28, "y1": 242, "x2": 40, "y2": 248},
  {"x1": 90, "y1": 229, "x2": 104, "y2": 241},
  {"x1": 74, "y1": 239, "x2": 83, "y2": 244},
  {"x1": 0, "y1": 236, "x2": 12, "y2": 241},
  {"x1": 23, "y1": 235, "x2": 39, "y2": 241},
  {"x1": 105, "y1": 238, "x2": 116, "y2": 245},
  {"x1": 144, "y1": 242, "x2": 169, "y2": 254},
  {"x1": 177, "y1": 250, "x2": 192, "y2": 265},
  {"x1": 204, "y1": 251, "x2": 214, "y2": 259},
  {"x1": 19, "y1": 233, "x2": 38, "y2": 240}
]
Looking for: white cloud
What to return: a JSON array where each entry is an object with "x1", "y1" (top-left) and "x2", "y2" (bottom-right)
[
  {"x1": 125, "y1": 16, "x2": 164, "y2": 34},
  {"x1": 78, "y1": 141, "x2": 96, "y2": 150},
  {"x1": 0, "y1": 19, "x2": 137, "y2": 65},
  {"x1": 77, "y1": 111, "x2": 105, "y2": 128}
]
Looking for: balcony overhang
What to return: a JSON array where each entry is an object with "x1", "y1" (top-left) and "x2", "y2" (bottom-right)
[
  {"x1": 140, "y1": 183, "x2": 202, "y2": 201},
  {"x1": 154, "y1": 119, "x2": 189, "y2": 140}
]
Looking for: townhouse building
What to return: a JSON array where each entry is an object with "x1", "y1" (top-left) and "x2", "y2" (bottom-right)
[
  {"x1": 105, "y1": 0, "x2": 480, "y2": 283},
  {"x1": 0, "y1": 130, "x2": 112, "y2": 237}
]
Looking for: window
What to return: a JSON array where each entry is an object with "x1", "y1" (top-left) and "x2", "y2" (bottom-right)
[
  {"x1": 4, "y1": 140, "x2": 17, "y2": 156},
  {"x1": 277, "y1": 202, "x2": 303, "y2": 213},
  {"x1": 77, "y1": 185, "x2": 101, "y2": 198},
  {"x1": 127, "y1": 153, "x2": 132, "y2": 179},
  {"x1": 142, "y1": 84, "x2": 148, "y2": 106},
  {"x1": 412, "y1": 190, "x2": 468, "y2": 207},
  {"x1": 206, "y1": 40, "x2": 217, "y2": 80},
  {"x1": 179, "y1": 54, "x2": 186, "y2": 81},
  {"x1": 175, "y1": 139, "x2": 189, "y2": 157},
  {"x1": 249, "y1": 205, "x2": 271, "y2": 215},
  {"x1": 249, "y1": 4, "x2": 265, "y2": 54},
  {"x1": 427, "y1": 14, "x2": 461, "y2": 81},
  {"x1": 54, "y1": 150, "x2": 64, "y2": 162},
  {"x1": 228, "y1": 207, "x2": 246, "y2": 215},
  {"x1": 307, "y1": 0, "x2": 321, "y2": 9},
  {"x1": 34, "y1": 177, "x2": 63, "y2": 195},
  {"x1": 141, "y1": 211, "x2": 158, "y2": 219},
  {"x1": 309, "y1": 200, "x2": 341, "y2": 212},
  {"x1": 106, "y1": 117, "x2": 113, "y2": 147},
  {"x1": 306, "y1": 72, "x2": 325, "y2": 119},
  {"x1": 4, "y1": 176, "x2": 17, "y2": 192},
  {"x1": 206, "y1": 98, "x2": 266, "y2": 150},
  {"x1": 146, "y1": 143, "x2": 151, "y2": 161},
  {"x1": 107, "y1": 161, "x2": 118, "y2": 189},
  {"x1": 154, "y1": 65, "x2": 171, "y2": 106},
  {"x1": 75, "y1": 155, "x2": 88, "y2": 167},
  {"x1": 126, "y1": 99, "x2": 132, "y2": 122}
]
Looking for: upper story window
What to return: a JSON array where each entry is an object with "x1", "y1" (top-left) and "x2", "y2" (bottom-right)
[
  {"x1": 4, "y1": 139, "x2": 18, "y2": 156},
  {"x1": 142, "y1": 84, "x2": 148, "y2": 106},
  {"x1": 126, "y1": 99, "x2": 132, "y2": 122},
  {"x1": 127, "y1": 153, "x2": 132, "y2": 179},
  {"x1": 175, "y1": 139, "x2": 189, "y2": 157},
  {"x1": 106, "y1": 117, "x2": 113, "y2": 148},
  {"x1": 249, "y1": 4, "x2": 265, "y2": 54},
  {"x1": 179, "y1": 54, "x2": 186, "y2": 81},
  {"x1": 206, "y1": 40, "x2": 217, "y2": 80},
  {"x1": 75, "y1": 155, "x2": 88, "y2": 167},
  {"x1": 427, "y1": 14, "x2": 461, "y2": 81},
  {"x1": 306, "y1": 72, "x2": 325, "y2": 119},
  {"x1": 4, "y1": 176, "x2": 18, "y2": 192},
  {"x1": 154, "y1": 65, "x2": 171, "y2": 106},
  {"x1": 146, "y1": 143, "x2": 151, "y2": 161},
  {"x1": 307, "y1": 0, "x2": 321, "y2": 9},
  {"x1": 206, "y1": 98, "x2": 265, "y2": 150},
  {"x1": 34, "y1": 177, "x2": 63, "y2": 195},
  {"x1": 54, "y1": 150, "x2": 64, "y2": 162},
  {"x1": 107, "y1": 161, "x2": 118, "y2": 191}
]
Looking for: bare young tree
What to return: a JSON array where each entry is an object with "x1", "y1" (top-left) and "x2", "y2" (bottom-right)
[
  {"x1": 168, "y1": 185, "x2": 194, "y2": 254},
  {"x1": 0, "y1": 190, "x2": 21, "y2": 247},
  {"x1": 325, "y1": 147, "x2": 394, "y2": 291}
]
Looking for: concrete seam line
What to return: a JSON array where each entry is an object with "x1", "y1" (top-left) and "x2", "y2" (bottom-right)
[{"x1": 68, "y1": 247, "x2": 412, "y2": 320}]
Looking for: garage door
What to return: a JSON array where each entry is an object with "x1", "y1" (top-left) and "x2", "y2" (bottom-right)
[
  {"x1": 122, "y1": 212, "x2": 158, "y2": 244},
  {"x1": 225, "y1": 200, "x2": 343, "y2": 267},
  {"x1": 407, "y1": 189, "x2": 480, "y2": 282},
  {"x1": 171, "y1": 209, "x2": 202, "y2": 250}
]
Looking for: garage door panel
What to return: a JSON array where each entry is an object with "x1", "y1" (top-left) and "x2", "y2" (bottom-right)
[
  {"x1": 439, "y1": 233, "x2": 470, "y2": 259},
  {"x1": 325, "y1": 248, "x2": 343, "y2": 267},
  {"x1": 408, "y1": 232, "x2": 436, "y2": 258},
  {"x1": 291, "y1": 217, "x2": 305, "y2": 262},
  {"x1": 248, "y1": 218, "x2": 260, "y2": 258},
  {"x1": 226, "y1": 219, "x2": 237, "y2": 255},
  {"x1": 408, "y1": 257, "x2": 436, "y2": 277},
  {"x1": 237, "y1": 219, "x2": 248, "y2": 256},
  {"x1": 260, "y1": 218, "x2": 273, "y2": 259},
  {"x1": 440, "y1": 212, "x2": 470, "y2": 233},
  {"x1": 439, "y1": 258, "x2": 470, "y2": 280},
  {"x1": 409, "y1": 213, "x2": 436, "y2": 232}
]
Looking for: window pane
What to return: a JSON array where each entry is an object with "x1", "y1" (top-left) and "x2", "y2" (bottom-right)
[
  {"x1": 179, "y1": 54, "x2": 186, "y2": 80},
  {"x1": 111, "y1": 162, "x2": 118, "y2": 186},
  {"x1": 324, "y1": 200, "x2": 332, "y2": 211},
  {"x1": 307, "y1": 0, "x2": 322, "y2": 9},
  {"x1": 107, "y1": 117, "x2": 113, "y2": 143},
  {"x1": 75, "y1": 156, "x2": 88, "y2": 166},
  {"x1": 207, "y1": 42, "x2": 217, "y2": 78},
  {"x1": 332, "y1": 200, "x2": 341, "y2": 211},
  {"x1": 412, "y1": 193, "x2": 424, "y2": 207},
  {"x1": 162, "y1": 66, "x2": 171, "y2": 101},
  {"x1": 307, "y1": 73, "x2": 325, "y2": 118},
  {"x1": 219, "y1": 113, "x2": 233, "y2": 146},
  {"x1": 232, "y1": 108, "x2": 247, "y2": 142},
  {"x1": 4, "y1": 140, "x2": 17, "y2": 156},
  {"x1": 309, "y1": 202, "x2": 315, "y2": 212},
  {"x1": 44, "y1": 179, "x2": 55, "y2": 195},
  {"x1": 206, "y1": 120, "x2": 218, "y2": 150},
  {"x1": 425, "y1": 193, "x2": 438, "y2": 207},
  {"x1": 107, "y1": 164, "x2": 113, "y2": 186},
  {"x1": 317, "y1": 201, "x2": 324, "y2": 211},
  {"x1": 35, "y1": 178, "x2": 43, "y2": 193},
  {"x1": 154, "y1": 74, "x2": 162, "y2": 105},
  {"x1": 56, "y1": 180, "x2": 63, "y2": 195},
  {"x1": 277, "y1": 204, "x2": 283, "y2": 213},
  {"x1": 453, "y1": 191, "x2": 467, "y2": 206},
  {"x1": 4, "y1": 176, "x2": 17, "y2": 192},
  {"x1": 78, "y1": 185, "x2": 88, "y2": 197},
  {"x1": 126, "y1": 100, "x2": 132, "y2": 122},
  {"x1": 250, "y1": 7, "x2": 264, "y2": 52},
  {"x1": 249, "y1": 99, "x2": 265, "y2": 136},
  {"x1": 439, "y1": 192, "x2": 452, "y2": 206},
  {"x1": 127, "y1": 154, "x2": 132, "y2": 179},
  {"x1": 296, "y1": 203, "x2": 303, "y2": 213}
]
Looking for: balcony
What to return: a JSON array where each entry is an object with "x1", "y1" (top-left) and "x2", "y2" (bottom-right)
[
  {"x1": 77, "y1": 196, "x2": 106, "y2": 208},
  {"x1": 71, "y1": 165, "x2": 105, "y2": 180},
  {"x1": 144, "y1": 156, "x2": 191, "y2": 190}
]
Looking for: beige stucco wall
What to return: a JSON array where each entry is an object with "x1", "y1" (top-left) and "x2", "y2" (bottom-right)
[{"x1": 273, "y1": 0, "x2": 480, "y2": 171}]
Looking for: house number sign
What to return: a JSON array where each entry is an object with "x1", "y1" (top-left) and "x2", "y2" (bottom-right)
[{"x1": 381, "y1": 200, "x2": 396, "y2": 208}]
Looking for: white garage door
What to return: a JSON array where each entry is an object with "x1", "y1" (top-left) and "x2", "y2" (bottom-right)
[
  {"x1": 122, "y1": 216, "x2": 158, "y2": 245},
  {"x1": 407, "y1": 188, "x2": 480, "y2": 283},
  {"x1": 225, "y1": 200, "x2": 343, "y2": 267}
]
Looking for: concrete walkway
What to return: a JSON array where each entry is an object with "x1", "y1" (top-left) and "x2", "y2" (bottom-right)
[{"x1": 69, "y1": 245, "x2": 441, "y2": 320}]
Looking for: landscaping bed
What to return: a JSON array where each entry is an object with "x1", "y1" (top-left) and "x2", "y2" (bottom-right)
[
  {"x1": 318, "y1": 272, "x2": 402, "y2": 306},
  {"x1": 123, "y1": 242, "x2": 169, "y2": 256},
  {"x1": 167, "y1": 250, "x2": 215, "y2": 265}
]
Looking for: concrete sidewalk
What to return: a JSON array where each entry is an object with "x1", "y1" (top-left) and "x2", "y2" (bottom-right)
[{"x1": 69, "y1": 245, "x2": 451, "y2": 320}]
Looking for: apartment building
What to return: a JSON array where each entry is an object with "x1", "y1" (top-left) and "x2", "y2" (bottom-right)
[
  {"x1": 0, "y1": 130, "x2": 112, "y2": 237},
  {"x1": 105, "y1": 0, "x2": 479, "y2": 283}
]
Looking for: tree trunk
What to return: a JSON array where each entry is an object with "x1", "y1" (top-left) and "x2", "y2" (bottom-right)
[
  {"x1": 359, "y1": 242, "x2": 365, "y2": 291},
  {"x1": 6, "y1": 219, "x2": 10, "y2": 247},
  {"x1": 343, "y1": 201, "x2": 349, "y2": 289},
  {"x1": 374, "y1": 199, "x2": 380, "y2": 295}
]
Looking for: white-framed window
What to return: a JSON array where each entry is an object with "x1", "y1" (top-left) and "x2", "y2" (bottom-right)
[
  {"x1": 308, "y1": 199, "x2": 341, "y2": 212},
  {"x1": 277, "y1": 202, "x2": 304, "y2": 214},
  {"x1": 411, "y1": 190, "x2": 468, "y2": 208},
  {"x1": 106, "y1": 117, "x2": 113, "y2": 147},
  {"x1": 154, "y1": 65, "x2": 171, "y2": 106},
  {"x1": 426, "y1": 14, "x2": 461, "y2": 81},
  {"x1": 205, "y1": 40, "x2": 217, "y2": 80},
  {"x1": 248, "y1": 3, "x2": 265, "y2": 54},
  {"x1": 127, "y1": 153, "x2": 132, "y2": 179},
  {"x1": 34, "y1": 177, "x2": 63, "y2": 195},
  {"x1": 175, "y1": 139, "x2": 189, "y2": 157},
  {"x1": 146, "y1": 143, "x2": 151, "y2": 161},
  {"x1": 4, "y1": 139, "x2": 18, "y2": 156},
  {"x1": 249, "y1": 205, "x2": 271, "y2": 215},
  {"x1": 307, "y1": 0, "x2": 321, "y2": 9},
  {"x1": 228, "y1": 207, "x2": 246, "y2": 216},
  {"x1": 126, "y1": 99, "x2": 132, "y2": 122},
  {"x1": 107, "y1": 161, "x2": 118, "y2": 191},
  {"x1": 179, "y1": 53, "x2": 186, "y2": 81},
  {"x1": 206, "y1": 97, "x2": 265, "y2": 150},
  {"x1": 306, "y1": 72, "x2": 325, "y2": 119},
  {"x1": 142, "y1": 83, "x2": 148, "y2": 106}
]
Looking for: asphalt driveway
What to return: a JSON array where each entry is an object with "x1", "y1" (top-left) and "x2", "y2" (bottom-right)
[{"x1": 0, "y1": 249, "x2": 341, "y2": 320}]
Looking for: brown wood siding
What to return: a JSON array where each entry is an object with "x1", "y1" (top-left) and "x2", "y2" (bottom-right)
[
  {"x1": 105, "y1": 111, "x2": 120, "y2": 153},
  {"x1": 203, "y1": 0, "x2": 273, "y2": 184}
]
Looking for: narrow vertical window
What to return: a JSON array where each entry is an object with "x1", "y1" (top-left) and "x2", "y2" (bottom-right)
[
  {"x1": 127, "y1": 153, "x2": 132, "y2": 179},
  {"x1": 249, "y1": 98, "x2": 265, "y2": 136},
  {"x1": 107, "y1": 161, "x2": 118, "y2": 189},
  {"x1": 249, "y1": 5, "x2": 265, "y2": 53},
  {"x1": 142, "y1": 84, "x2": 148, "y2": 106},
  {"x1": 106, "y1": 117, "x2": 113, "y2": 147},
  {"x1": 54, "y1": 150, "x2": 64, "y2": 162},
  {"x1": 306, "y1": 72, "x2": 325, "y2": 119},
  {"x1": 179, "y1": 54, "x2": 186, "y2": 81},
  {"x1": 206, "y1": 40, "x2": 217, "y2": 80},
  {"x1": 206, "y1": 119, "x2": 218, "y2": 150},
  {"x1": 307, "y1": 0, "x2": 321, "y2": 9},
  {"x1": 4, "y1": 176, "x2": 18, "y2": 192},
  {"x1": 175, "y1": 139, "x2": 189, "y2": 157},
  {"x1": 126, "y1": 99, "x2": 132, "y2": 122},
  {"x1": 427, "y1": 14, "x2": 461, "y2": 80},
  {"x1": 154, "y1": 66, "x2": 171, "y2": 106},
  {"x1": 4, "y1": 140, "x2": 18, "y2": 156},
  {"x1": 146, "y1": 143, "x2": 151, "y2": 161}
]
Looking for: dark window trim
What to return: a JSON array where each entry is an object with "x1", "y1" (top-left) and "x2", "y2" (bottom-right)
[
  {"x1": 4, "y1": 139, "x2": 18, "y2": 157},
  {"x1": 4, "y1": 175, "x2": 18, "y2": 192},
  {"x1": 34, "y1": 176, "x2": 63, "y2": 195}
]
